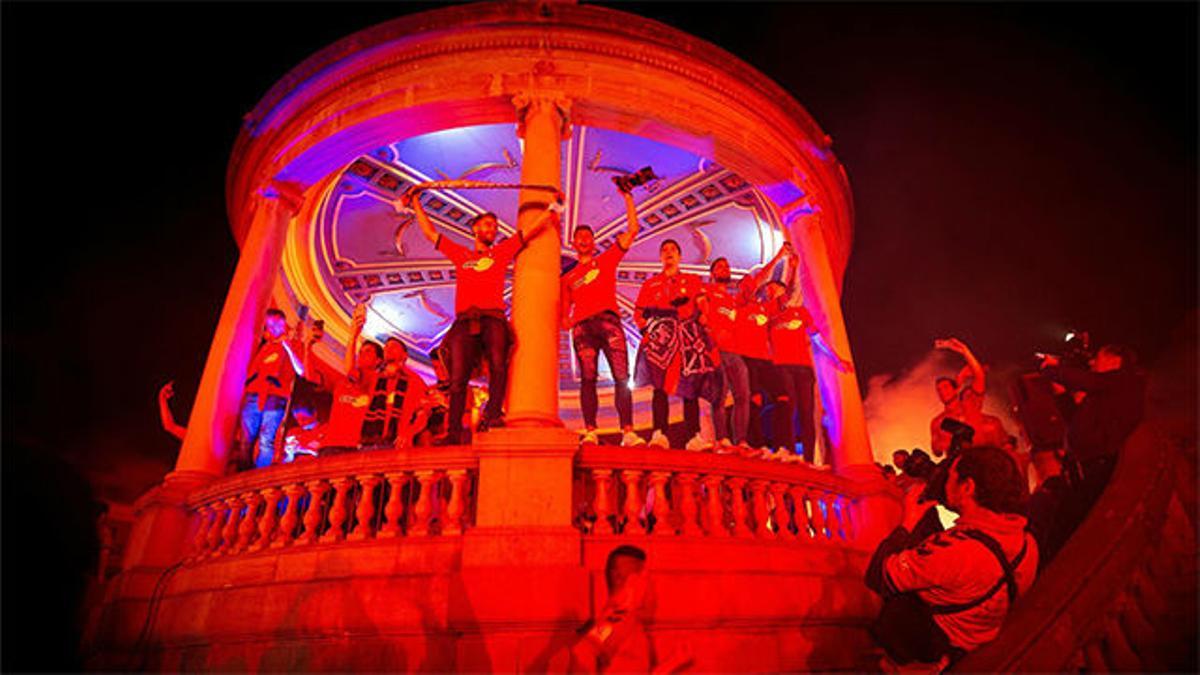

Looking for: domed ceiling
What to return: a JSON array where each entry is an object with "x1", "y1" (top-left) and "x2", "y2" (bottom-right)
[{"x1": 306, "y1": 123, "x2": 790, "y2": 393}]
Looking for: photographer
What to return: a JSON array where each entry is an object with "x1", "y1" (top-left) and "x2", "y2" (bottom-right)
[
  {"x1": 1040, "y1": 344, "x2": 1145, "y2": 510},
  {"x1": 865, "y1": 446, "x2": 1038, "y2": 670}
]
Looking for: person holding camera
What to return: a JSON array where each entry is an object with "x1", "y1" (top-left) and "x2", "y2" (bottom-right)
[
  {"x1": 633, "y1": 239, "x2": 721, "y2": 450},
  {"x1": 560, "y1": 185, "x2": 643, "y2": 448},
  {"x1": 402, "y1": 186, "x2": 559, "y2": 444},
  {"x1": 865, "y1": 446, "x2": 1038, "y2": 670},
  {"x1": 1039, "y1": 344, "x2": 1145, "y2": 510}
]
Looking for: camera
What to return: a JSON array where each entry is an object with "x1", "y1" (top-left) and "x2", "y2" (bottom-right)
[
  {"x1": 612, "y1": 166, "x2": 658, "y2": 193},
  {"x1": 919, "y1": 418, "x2": 975, "y2": 504}
]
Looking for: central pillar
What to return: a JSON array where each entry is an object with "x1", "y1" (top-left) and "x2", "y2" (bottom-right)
[{"x1": 507, "y1": 93, "x2": 570, "y2": 427}]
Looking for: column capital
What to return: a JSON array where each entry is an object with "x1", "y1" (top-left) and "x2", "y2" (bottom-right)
[
  {"x1": 512, "y1": 92, "x2": 572, "y2": 140},
  {"x1": 261, "y1": 180, "x2": 306, "y2": 216}
]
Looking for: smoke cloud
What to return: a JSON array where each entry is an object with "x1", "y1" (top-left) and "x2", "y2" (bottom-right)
[{"x1": 862, "y1": 351, "x2": 1027, "y2": 467}]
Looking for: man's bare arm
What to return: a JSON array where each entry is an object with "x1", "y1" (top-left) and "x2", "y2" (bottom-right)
[
  {"x1": 401, "y1": 188, "x2": 440, "y2": 243},
  {"x1": 614, "y1": 190, "x2": 640, "y2": 250}
]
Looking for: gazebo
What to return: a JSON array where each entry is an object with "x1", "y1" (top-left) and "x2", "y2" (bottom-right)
[{"x1": 88, "y1": 3, "x2": 900, "y2": 671}]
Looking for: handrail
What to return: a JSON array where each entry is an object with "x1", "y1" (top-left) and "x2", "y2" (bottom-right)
[
  {"x1": 955, "y1": 417, "x2": 1194, "y2": 672},
  {"x1": 575, "y1": 446, "x2": 880, "y2": 547},
  {"x1": 184, "y1": 446, "x2": 481, "y2": 561}
]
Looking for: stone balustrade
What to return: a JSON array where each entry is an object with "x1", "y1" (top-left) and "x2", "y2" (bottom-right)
[
  {"x1": 574, "y1": 447, "x2": 866, "y2": 545},
  {"x1": 185, "y1": 447, "x2": 479, "y2": 560}
]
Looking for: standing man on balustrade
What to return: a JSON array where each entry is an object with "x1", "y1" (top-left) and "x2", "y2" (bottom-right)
[
  {"x1": 403, "y1": 185, "x2": 558, "y2": 444},
  {"x1": 697, "y1": 244, "x2": 792, "y2": 455},
  {"x1": 561, "y1": 184, "x2": 644, "y2": 447},
  {"x1": 633, "y1": 239, "x2": 722, "y2": 450},
  {"x1": 237, "y1": 308, "x2": 306, "y2": 470}
]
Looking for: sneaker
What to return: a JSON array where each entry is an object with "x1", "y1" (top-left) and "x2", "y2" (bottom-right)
[
  {"x1": 767, "y1": 449, "x2": 787, "y2": 462},
  {"x1": 685, "y1": 434, "x2": 711, "y2": 452},
  {"x1": 621, "y1": 431, "x2": 647, "y2": 447},
  {"x1": 714, "y1": 438, "x2": 735, "y2": 454},
  {"x1": 648, "y1": 430, "x2": 670, "y2": 449},
  {"x1": 580, "y1": 429, "x2": 600, "y2": 445},
  {"x1": 736, "y1": 443, "x2": 759, "y2": 458},
  {"x1": 780, "y1": 452, "x2": 803, "y2": 464}
]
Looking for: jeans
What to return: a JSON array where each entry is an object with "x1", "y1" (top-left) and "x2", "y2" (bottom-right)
[
  {"x1": 772, "y1": 364, "x2": 816, "y2": 461},
  {"x1": 573, "y1": 311, "x2": 633, "y2": 429},
  {"x1": 444, "y1": 313, "x2": 510, "y2": 437},
  {"x1": 716, "y1": 351, "x2": 751, "y2": 443},
  {"x1": 241, "y1": 393, "x2": 287, "y2": 469}
]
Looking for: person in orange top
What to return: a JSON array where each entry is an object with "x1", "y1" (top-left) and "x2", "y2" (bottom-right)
[
  {"x1": 239, "y1": 308, "x2": 305, "y2": 470},
  {"x1": 697, "y1": 243, "x2": 791, "y2": 453},
  {"x1": 763, "y1": 255, "x2": 852, "y2": 463},
  {"x1": 320, "y1": 302, "x2": 383, "y2": 453},
  {"x1": 633, "y1": 239, "x2": 720, "y2": 450},
  {"x1": 404, "y1": 186, "x2": 559, "y2": 444},
  {"x1": 561, "y1": 186, "x2": 643, "y2": 447}
]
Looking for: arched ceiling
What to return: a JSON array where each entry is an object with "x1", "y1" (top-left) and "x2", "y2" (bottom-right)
[{"x1": 297, "y1": 122, "x2": 788, "y2": 392}]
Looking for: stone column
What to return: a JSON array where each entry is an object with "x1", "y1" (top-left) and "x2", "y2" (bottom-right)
[
  {"x1": 787, "y1": 211, "x2": 873, "y2": 470},
  {"x1": 175, "y1": 182, "x2": 303, "y2": 477},
  {"x1": 507, "y1": 93, "x2": 569, "y2": 427}
]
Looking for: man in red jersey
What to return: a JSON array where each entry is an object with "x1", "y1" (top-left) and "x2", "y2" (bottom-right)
[
  {"x1": 404, "y1": 187, "x2": 559, "y2": 444},
  {"x1": 633, "y1": 239, "x2": 721, "y2": 450},
  {"x1": 764, "y1": 256, "x2": 852, "y2": 464},
  {"x1": 697, "y1": 244, "x2": 791, "y2": 453},
  {"x1": 237, "y1": 308, "x2": 306, "y2": 471},
  {"x1": 360, "y1": 338, "x2": 430, "y2": 449},
  {"x1": 320, "y1": 303, "x2": 383, "y2": 453},
  {"x1": 561, "y1": 186, "x2": 644, "y2": 447}
]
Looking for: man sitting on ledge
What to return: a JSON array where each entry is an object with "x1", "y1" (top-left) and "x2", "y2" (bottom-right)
[{"x1": 865, "y1": 446, "x2": 1038, "y2": 671}]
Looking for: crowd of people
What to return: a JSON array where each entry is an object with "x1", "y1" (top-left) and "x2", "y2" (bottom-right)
[
  {"x1": 867, "y1": 332, "x2": 1146, "y2": 670},
  {"x1": 166, "y1": 174, "x2": 854, "y2": 472}
]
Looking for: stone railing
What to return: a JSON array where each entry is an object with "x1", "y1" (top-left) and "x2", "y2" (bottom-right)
[
  {"x1": 956, "y1": 416, "x2": 1197, "y2": 672},
  {"x1": 184, "y1": 447, "x2": 479, "y2": 560},
  {"x1": 574, "y1": 447, "x2": 869, "y2": 546}
]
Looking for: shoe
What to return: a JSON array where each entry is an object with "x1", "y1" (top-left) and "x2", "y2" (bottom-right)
[
  {"x1": 621, "y1": 431, "x2": 647, "y2": 447},
  {"x1": 580, "y1": 429, "x2": 600, "y2": 445},
  {"x1": 736, "y1": 443, "x2": 758, "y2": 458},
  {"x1": 648, "y1": 430, "x2": 670, "y2": 449},
  {"x1": 685, "y1": 434, "x2": 711, "y2": 452},
  {"x1": 781, "y1": 452, "x2": 803, "y2": 464},
  {"x1": 714, "y1": 438, "x2": 735, "y2": 454}
]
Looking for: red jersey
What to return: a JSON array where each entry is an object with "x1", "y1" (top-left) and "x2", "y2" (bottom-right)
[
  {"x1": 768, "y1": 305, "x2": 815, "y2": 366},
  {"x1": 322, "y1": 377, "x2": 374, "y2": 447},
  {"x1": 436, "y1": 233, "x2": 523, "y2": 314},
  {"x1": 244, "y1": 340, "x2": 299, "y2": 405},
  {"x1": 732, "y1": 298, "x2": 772, "y2": 360},
  {"x1": 563, "y1": 244, "x2": 626, "y2": 324},
  {"x1": 634, "y1": 272, "x2": 703, "y2": 319}
]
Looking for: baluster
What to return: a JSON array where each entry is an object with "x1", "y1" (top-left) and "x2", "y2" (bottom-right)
[
  {"x1": 321, "y1": 477, "x2": 354, "y2": 543},
  {"x1": 592, "y1": 469, "x2": 616, "y2": 535},
  {"x1": 443, "y1": 469, "x2": 470, "y2": 535},
  {"x1": 824, "y1": 492, "x2": 844, "y2": 540},
  {"x1": 748, "y1": 480, "x2": 770, "y2": 537},
  {"x1": 349, "y1": 475, "x2": 382, "y2": 540},
  {"x1": 647, "y1": 471, "x2": 672, "y2": 536},
  {"x1": 768, "y1": 483, "x2": 790, "y2": 538},
  {"x1": 300, "y1": 480, "x2": 329, "y2": 545},
  {"x1": 218, "y1": 496, "x2": 243, "y2": 554},
  {"x1": 789, "y1": 485, "x2": 811, "y2": 539},
  {"x1": 808, "y1": 490, "x2": 828, "y2": 539},
  {"x1": 840, "y1": 496, "x2": 857, "y2": 541},
  {"x1": 251, "y1": 488, "x2": 282, "y2": 551},
  {"x1": 727, "y1": 477, "x2": 751, "y2": 538},
  {"x1": 191, "y1": 505, "x2": 215, "y2": 559},
  {"x1": 675, "y1": 473, "x2": 700, "y2": 536},
  {"x1": 381, "y1": 473, "x2": 410, "y2": 538},
  {"x1": 701, "y1": 474, "x2": 728, "y2": 537},
  {"x1": 235, "y1": 491, "x2": 262, "y2": 552},
  {"x1": 621, "y1": 470, "x2": 645, "y2": 535},
  {"x1": 410, "y1": 470, "x2": 437, "y2": 536},
  {"x1": 273, "y1": 483, "x2": 305, "y2": 548},
  {"x1": 207, "y1": 504, "x2": 228, "y2": 556}
]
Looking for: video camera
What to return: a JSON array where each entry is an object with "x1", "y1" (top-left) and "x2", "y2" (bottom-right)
[{"x1": 919, "y1": 418, "x2": 975, "y2": 504}]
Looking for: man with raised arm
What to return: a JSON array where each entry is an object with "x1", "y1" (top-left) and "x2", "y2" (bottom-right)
[
  {"x1": 931, "y1": 337, "x2": 1008, "y2": 456},
  {"x1": 561, "y1": 186, "x2": 644, "y2": 447},
  {"x1": 402, "y1": 186, "x2": 558, "y2": 444},
  {"x1": 698, "y1": 243, "x2": 792, "y2": 454},
  {"x1": 238, "y1": 308, "x2": 305, "y2": 470}
]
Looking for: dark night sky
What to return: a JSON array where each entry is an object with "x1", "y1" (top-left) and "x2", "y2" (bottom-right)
[{"x1": 2, "y1": 1, "x2": 1195, "y2": 502}]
